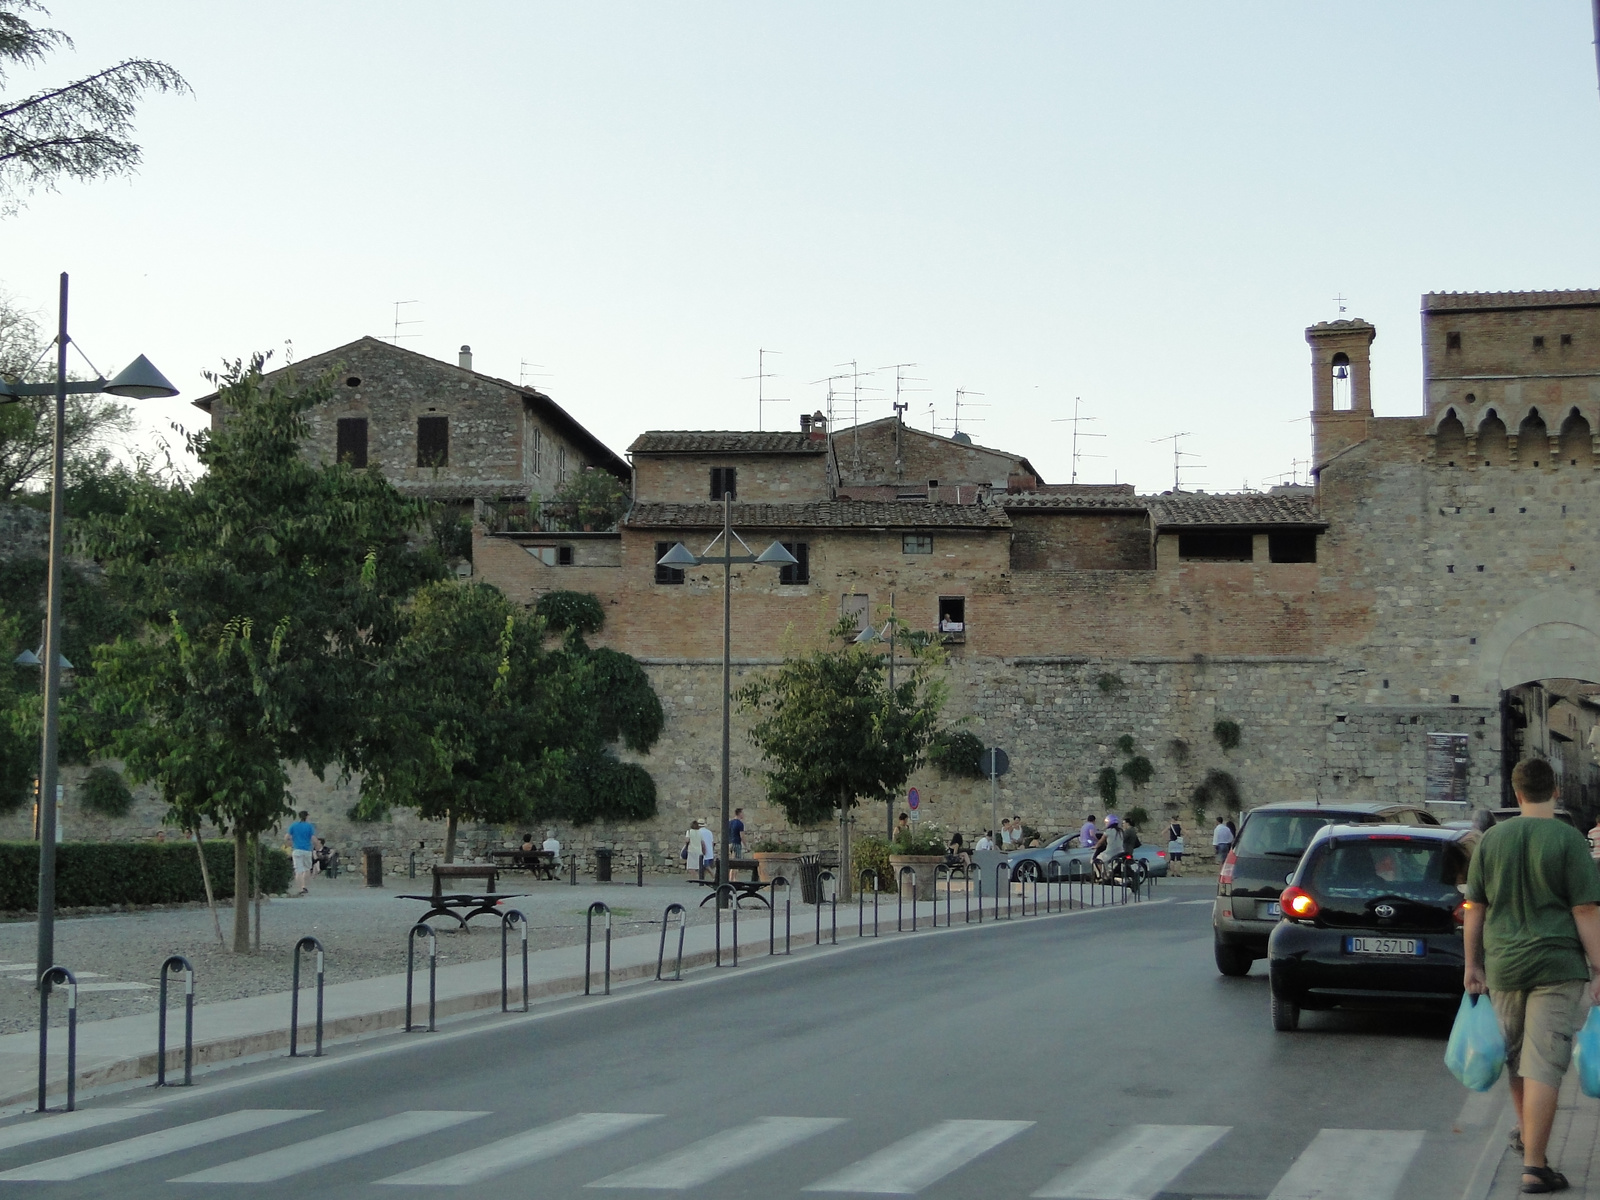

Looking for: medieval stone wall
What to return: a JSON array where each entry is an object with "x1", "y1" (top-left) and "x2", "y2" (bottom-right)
[
  {"x1": 1008, "y1": 511, "x2": 1151, "y2": 571},
  {"x1": 630, "y1": 453, "x2": 830, "y2": 504}
]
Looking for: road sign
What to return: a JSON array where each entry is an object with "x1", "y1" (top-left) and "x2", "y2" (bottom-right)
[
  {"x1": 978, "y1": 748, "x2": 1010, "y2": 778},
  {"x1": 907, "y1": 787, "x2": 920, "y2": 811}
]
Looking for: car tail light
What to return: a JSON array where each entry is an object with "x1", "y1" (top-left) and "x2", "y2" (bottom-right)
[
  {"x1": 1453, "y1": 902, "x2": 1467, "y2": 927},
  {"x1": 1157, "y1": 851, "x2": 1166, "y2": 858},
  {"x1": 1281, "y1": 886, "x2": 1319, "y2": 921},
  {"x1": 1218, "y1": 850, "x2": 1237, "y2": 887}
]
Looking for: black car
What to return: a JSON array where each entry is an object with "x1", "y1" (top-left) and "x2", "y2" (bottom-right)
[
  {"x1": 1267, "y1": 823, "x2": 1470, "y2": 1030},
  {"x1": 1212, "y1": 800, "x2": 1439, "y2": 976}
]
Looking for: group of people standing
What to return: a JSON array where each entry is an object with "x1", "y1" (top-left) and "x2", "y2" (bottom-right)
[{"x1": 682, "y1": 809, "x2": 746, "y2": 876}]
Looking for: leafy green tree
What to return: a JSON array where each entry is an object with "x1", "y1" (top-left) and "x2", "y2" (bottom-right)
[
  {"x1": 81, "y1": 355, "x2": 442, "y2": 951},
  {"x1": 928, "y1": 729, "x2": 985, "y2": 780},
  {"x1": 545, "y1": 468, "x2": 628, "y2": 531}
]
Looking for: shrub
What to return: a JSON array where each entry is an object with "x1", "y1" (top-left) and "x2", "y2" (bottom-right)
[
  {"x1": 535, "y1": 590, "x2": 605, "y2": 637},
  {"x1": 752, "y1": 838, "x2": 801, "y2": 853},
  {"x1": 1096, "y1": 766, "x2": 1119, "y2": 805},
  {"x1": 1096, "y1": 672, "x2": 1123, "y2": 693},
  {"x1": 79, "y1": 766, "x2": 133, "y2": 817},
  {"x1": 1120, "y1": 755, "x2": 1153, "y2": 790},
  {"x1": 546, "y1": 468, "x2": 628, "y2": 531},
  {"x1": 1167, "y1": 737, "x2": 1191, "y2": 764},
  {"x1": 892, "y1": 823, "x2": 947, "y2": 856},
  {"x1": 0, "y1": 841, "x2": 292, "y2": 911},
  {"x1": 1124, "y1": 805, "x2": 1150, "y2": 829},
  {"x1": 1115, "y1": 733, "x2": 1136, "y2": 755},
  {"x1": 1192, "y1": 768, "x2": 1242, "y2": 814},
  {"x1": 854, "y1": 835, "x2": 893, "y2": 892},
  {"x1": 928, "y1": 729, "x2": 985, "y2": 780},
  {"x1": 1213, "y1": 718, "x2": 1241, "y2": 751}
]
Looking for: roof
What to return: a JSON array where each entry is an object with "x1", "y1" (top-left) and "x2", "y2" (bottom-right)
[
  {"x1": 830, "y1": 416, "x2": 1043, "y2": 482},
  {"x1": 1003, "y1": 486, "x2": 1144, "y2": 511},
  {"x1": 1144, "y1": 492, "x2": 1325, "y2": 530},
  {"x1": 624, "y1": 501, "x2": 1011, "y2": 530},
  {"x1": 1422, "y1": 290, "x2": 1600, "y2": 313},
  {"x1": 628, "y1": 431, "x2": 828, "y2": 455},
  {"x1": 190, "y1": 337, "x2": 631, "y2": 480}
]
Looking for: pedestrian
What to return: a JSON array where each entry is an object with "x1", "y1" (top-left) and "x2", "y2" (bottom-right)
[
  {"x1": 1464, "y1": 758, "x2": 1600, "y2": 1195},
  {"x1": 896, "y1": 812, "x2": 911, "y2": 841},
  {"x1": 285, "y1": 810, "x2": 315, "y2": 896},
  {"x1": 698, "y1": 821, "x2": 716, "y2": 875},
  {"x1": 1166, "y1": 818, "x2": 1185, "y2": 876},
  {"x1": 1211, "y1": 816, "x2": 1233, "y2": 863},
  {"x1": 728, "y1": 808, "x2": 746, "y2": 861},
  {"x1": 1588, "y1": 816, "x2": 1600, "y2": 865},
  {"x1": 1080, "y1": 814, "x2": 1098, "y2": 850},
  {"x1": 974, "y1": 830, "x2": 995, "y2": 851},
  {"x1": 1000, "y1": 818, "x2": 1015, "y2": 850},
  {"x1": 683, "y1": 820, "x2": 705, "y2": 878}
]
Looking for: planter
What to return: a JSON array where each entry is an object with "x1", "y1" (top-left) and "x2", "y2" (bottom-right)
[
  {"x1": 887, "y1": 854, "x2": 945, "y2": 902},
  {"x1": 750, "y1": 852, "x2": 803, "y2": 887}
]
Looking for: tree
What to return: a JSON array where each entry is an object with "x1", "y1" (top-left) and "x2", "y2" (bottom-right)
[
  {"x1": 0, "y1": 1, "x2": 189, "y2": 215},
  {"x1": 544, "y1": 468, "x2": 628, "y2": 531},
  {"x1": 82, "y1": 354, "x2": 442, "y2": 951}
]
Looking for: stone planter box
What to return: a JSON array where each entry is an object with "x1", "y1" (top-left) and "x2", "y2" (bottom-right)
[
  {"x1": 888, "y1": 854, "x2": 945, "y2": 901},
  {"x1": 750, "y1": 852, "x2": 803, "y2": 887}
]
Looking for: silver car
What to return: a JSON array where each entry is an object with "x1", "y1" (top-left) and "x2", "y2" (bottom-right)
[{"x1": 1006, "y1": 832, "x2": 1169, "y2": 882}]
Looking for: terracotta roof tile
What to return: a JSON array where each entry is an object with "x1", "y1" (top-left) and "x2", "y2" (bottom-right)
[
  {"x1": 628, "y1": 431, "x2": 827, "y2": 454},
  {"x1": 625, "y1": 501, "x2": 1011, "y2": 530},
  {"x1": 1003, "y1": 486, "x2": 1144, "y2": 511},
  {"x1": 1143, "y1": 492, "x2": 1324, "y2": 529}
]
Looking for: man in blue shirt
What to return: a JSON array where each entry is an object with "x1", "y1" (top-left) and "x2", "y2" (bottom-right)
[
  {"x1": 286, "y1": 810, "x2": 315, "y2": 896},
  {"x1": 728, "y1": 808, "x2": 746, "y2": 861}
]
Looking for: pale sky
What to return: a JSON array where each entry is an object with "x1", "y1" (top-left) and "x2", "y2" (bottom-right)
[{"x1": 6, "y1": 2, "x2": 1599, "y2": 492}]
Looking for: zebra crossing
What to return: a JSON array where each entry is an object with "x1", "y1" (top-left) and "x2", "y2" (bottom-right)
[{"x1": 0, "y1": 1106, "x2": 1435, "y2": 1197}]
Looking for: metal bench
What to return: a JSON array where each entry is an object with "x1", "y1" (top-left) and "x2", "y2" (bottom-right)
[{"x1": 397, "y1": 864, "x2": 526, "y2": 929}]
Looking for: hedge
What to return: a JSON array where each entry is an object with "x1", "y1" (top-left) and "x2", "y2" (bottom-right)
[{"x1": 0, "y1": 841, "x2": 292, "y2": 911}]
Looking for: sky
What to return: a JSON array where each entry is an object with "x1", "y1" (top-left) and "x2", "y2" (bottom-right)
[{"x1": 5, "y1": 1, "x2": 1600, "y2": 493}]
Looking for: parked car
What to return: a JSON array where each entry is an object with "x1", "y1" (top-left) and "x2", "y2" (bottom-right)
[
  {"x1": 1267, "y1": 823, "x2": 1471, "y2": 1030},
  {"x1": 1483, "y1": 806, "x2": 1576, "y2": 827},
  {"x1": 1212, "y1": 800, "x2": 1439, "y2": 976},
  {"x1": 1005, "y1": 832, "x2": 1169, "y2": 882}
]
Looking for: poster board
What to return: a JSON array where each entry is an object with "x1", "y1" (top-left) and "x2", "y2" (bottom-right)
[{"x1": 1425, "y1": 732, "x2": 1470, "y2": 806}]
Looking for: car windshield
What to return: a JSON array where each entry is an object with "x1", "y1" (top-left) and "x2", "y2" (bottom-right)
[
  {"x1": 1234, "y1": 812, "x2": 1344, "y2": 858},
  {"x1": 1304, "y1": 838, "x2": 1467, "y2": 902}
]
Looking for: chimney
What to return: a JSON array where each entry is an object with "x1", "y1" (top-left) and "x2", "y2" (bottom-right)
[
  {"x1": 808, "y1": 411, "x2": 827, "y2": 441},
  {"x1": 800, "y1": 413, "x2": 812, "y2": 434},
  {"x1": 458, "y1": 345, "x2": 473, "y2": 371}
]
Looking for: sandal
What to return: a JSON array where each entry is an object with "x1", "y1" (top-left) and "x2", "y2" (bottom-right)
[{"x1": 1522, "y1": 1165, "x2": 1569, "y2": 1194}]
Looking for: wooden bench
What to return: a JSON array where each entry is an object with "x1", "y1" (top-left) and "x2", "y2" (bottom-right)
[
  {"x1": 490, "y1": 849, "x2": 558, "y2": 880},
  {"x1": 397, "y1": 864, "x2": 526, "y2": 929}
]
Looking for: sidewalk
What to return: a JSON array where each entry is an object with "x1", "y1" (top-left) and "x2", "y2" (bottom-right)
[{"x1": 1486, "y1": 1073, "x2": 1600, "y2": 1198}]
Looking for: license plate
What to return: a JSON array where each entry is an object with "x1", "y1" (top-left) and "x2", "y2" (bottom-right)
[
  {"x1": 1265, "y1": 902, "x2": 1281, "y2": 918},
  {"x1": 1345, "y1": 936, "x2": 1424, "y2": 956}
]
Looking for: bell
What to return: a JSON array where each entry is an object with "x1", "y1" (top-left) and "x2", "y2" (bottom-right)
[{"x1": 1333, "y1": 365, "x2": 1349, "y2": 380}]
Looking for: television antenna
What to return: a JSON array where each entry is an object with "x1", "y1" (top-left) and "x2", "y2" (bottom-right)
[
  {"x1": 1151, "y1": 431, "x2": 1203, "y2": 491},
  {"x1": 1051, "y1": 396, "x2": 1105, "y2": 484},
  {"x1": 744, "y1": 349, "x2": 789, "y2": 431},
  {"x1": 951, "y1": 387, "x2": 987, "y2": 439},
  {"x1": 519, "y1": 360, "x2": 552, "y2": 388},
  {"x1": 809, "y1": 371, "x2": 851, "y2": 434},
  {"x1": 388, "y1": 300, "x2": 421, "y2": 345},
  {"x1": 879, "y1": 363, "x2": 923, "y2": 482}
]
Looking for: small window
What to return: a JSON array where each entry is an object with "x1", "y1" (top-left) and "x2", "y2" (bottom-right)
[
  {"x1": 841, "y1": 593, "x2": 869, "y2": 630},
  {"x1": 1533, "y1": 335, "x2": 1546, "y2": 350},
  {"x1": 417, "y1": 416, "x2": 448, "y2": 467},
  {"x1": 903, "y1": 534, "x2": 933, "y2": 554},
  {"x1": 336, "y1": 417, "x2": 368, "y2": 468},
  {"x1": 779, "y1": 541, "x2": 809, "y2": 585},
  {"x1": 1178, "y1": 532, "x2": 1253, "y2": 561},
  {"x1": 1268, "y1": 530, "x2": 1317, "y2": 563},
  {"x1": 938, "y1": 596, "x2": 966, "y2": 633},
  {"x1": 710, "y1": 467, "x2": 737, "y2": 500},
  {"x1": 654, "y1": 541, "x2": 684, "y2": 585},
  {"x1": 558, "y1": 545, "x2": 574, "y2": 566},
  {"x1": 927, "y1": 479, "x2": 939, "y2": 488},
  {"x1": 530, "y1": 427, "x2": 543, "y2": 476},
  {"x1": 557, "y1": 446, "x2": 568, "y2": 485},
  {"x1": 1446, "y1": 332, "x2": 1462, "y2": 350},
  {"x1": 1561, "y1": 334, "x2": 1573, "y2": 347}
]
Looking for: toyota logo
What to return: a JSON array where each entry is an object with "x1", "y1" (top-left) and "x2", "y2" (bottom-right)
[{"x1": 1374, "y1": 903, "x2": 1396, "y2": 919}]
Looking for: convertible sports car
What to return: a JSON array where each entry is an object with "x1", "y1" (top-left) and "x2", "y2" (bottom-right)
[{"x1": 1002, "y1": 832, "x2": 1169, "y2": 881}]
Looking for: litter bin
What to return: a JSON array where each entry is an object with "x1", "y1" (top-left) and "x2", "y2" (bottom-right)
[
  {"x1": 362, "y1": 846, "x2": 384, "y2": 888},
  {"x1": 798, "y1": 853, "x2": 821, "y2": 905},
  {"x1": 594, "y1": 847, "x2": 613, "y2": 882}
]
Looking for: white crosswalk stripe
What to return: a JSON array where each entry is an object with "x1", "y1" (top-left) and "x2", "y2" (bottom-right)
[
  {"x1": 0, "y1": 1110, "x2": 315, "y2": 1182},
  {"x1": 588, "y1": 1116, "x2": 845, "y2": 1189},
  {"x1": 805, "y1": 1119, "x2": 1034, "y2": 1194},
  {"x1": 172, "y1": 1110, "x2": 487, "y2": 1184},
  {"x1": 0, "y1": 1108, "x2": 155, "y2": 1154},
  {"x1": 1265, "y1": 1129, "x2": 1424, "y2": 1200},
  {"x1": 378, "y1": 1113, "x2": 661, "y2": 1186},
  {"x1": 1032, "y1": 1123, "x2": 1231, "y2": 1199}
]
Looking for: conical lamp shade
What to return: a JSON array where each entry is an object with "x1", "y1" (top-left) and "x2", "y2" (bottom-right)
[{"x1": 104, "y1": 354, "x2": 179, "y2": 399}]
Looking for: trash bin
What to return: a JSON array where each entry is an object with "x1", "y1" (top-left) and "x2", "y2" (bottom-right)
[
  {"x1": 798, "y1": 853, "x2": 821, "y2": 905},
  {"x1": 362, "y1": 846, "x2": 384, "y2": 888},
  {"x1": 594, "y1": 847, "x2": 613, "y2": 882}
]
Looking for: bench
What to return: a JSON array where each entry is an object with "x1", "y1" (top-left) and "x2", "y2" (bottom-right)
[
  {"x1": 397, "y1": 864, "x2": 526, "y2": 929},
  {"x1": 690, "y1": 877, "x2": 772, "y2": 908},
  {"x1": 490, "y1": 849, "x2": 558, "y2": 880}
]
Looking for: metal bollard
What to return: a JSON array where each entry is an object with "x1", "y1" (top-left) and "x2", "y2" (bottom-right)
[
  {"x1": 816, "y1": 870, "x2": 837, "y2": 945},
  {"x1": 714, "y1": 885, "x2": 737, "y2": 967},
  {"x1": 405, "y1": 922, "x2": 437, "y2": 1033},
  {"x1": 408, "y1": 849, "x2": 416, "y2": 880},
  {"x1": 36, "y1": 965, "x2": 77, "y2": 1113},
  {"x1": 289, "y1": 936, "x2": 325, "y2": 1058},
  {"x1": 858, "y1": 870, "x2": 879, "y2": 938},
  {"x1": 157, "y1": 954, "x2": 194, "y2": 1087},
  {"x1": 569, "y1": 856, "x2": 579, "y2": 886},
  {"x1": 770, "y1": 876, "x2": 792, "y2": 955},
  {"x1": 585, "y1": 901, "x2": 611, "y2": 994},
  {"x1": 501, "y1": 909, "x2": 528, "y2": 1013},
  {"x1": 977, "y1": 875, "x2": 984, "y2": 923},
  {"x1": 656, "y1": 903, "x2": 687, "y2": 980},
  {"x1": 637, "y1": 854, "x2": 645, "y2": 887},
  {"x1": 897, "y1": 866, "x2": 918, "y2": 932}
]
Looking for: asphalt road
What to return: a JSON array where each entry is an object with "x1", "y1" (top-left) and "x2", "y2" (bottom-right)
[{"x1": 0, "y1": 885, "x2": 1501, "y2": 1200}]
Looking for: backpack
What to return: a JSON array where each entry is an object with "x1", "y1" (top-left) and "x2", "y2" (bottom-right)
[{"x1": 1124, "y1": 826, "x2": 1142, "y2": 852}]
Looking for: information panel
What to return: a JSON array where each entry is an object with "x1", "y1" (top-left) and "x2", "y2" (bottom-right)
[{"x1": 1425, "y1": 732, "x2": 1470, "y2": 806}]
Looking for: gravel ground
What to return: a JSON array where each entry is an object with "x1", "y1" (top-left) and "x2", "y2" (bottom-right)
[{"x1": 0, "y1": 872, "x2": 764, "y2": 1033}]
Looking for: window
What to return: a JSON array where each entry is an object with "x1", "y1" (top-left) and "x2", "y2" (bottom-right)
[
  {"x1": 1178, "y1": 532, "x2": 1253, "y2": 562},
  {"x1": 938, "y1": 596, "x2": 966, "y2": 634},
  {"x1": 1533, "y1": 335, "x2": 1546, "y2": 350},
  {"x1": 530, "y1": 427, "x2": 543, "y2": 476},
  {"x1": 417, "y1": 416, "x2": 448, "y2": 467},
  {"x1": 654, "y1": 541, "x2": 684, "y2": 585},
  {"x1": 841, "y1": 594, "x2": 869, "y2": 629},
  {"x1": 710, "y1": 467, "x2": 737, "y2": 500},
  {"x1": 902, "y1": 534, "x2": 933, "y2": 554},
  {"x1": 1446, "y1": 332, "x2": 1462, "y2": 351},
  {"x1": 336, "y1": 417, "x2": 368, "y2": 468},
  {"x1": 1268, "y1": 530, "x2": 1317, "y2": 563},
  {"x1": 1330, "y1": 352, "x2": 1352, "y2": 410},
  {"x1": 558, "y1": 545, "x2": 574, "y2": 566},
  {"x1": 557, "y1": 446, "x2": 568, "y2": 485},
  {"x1": 779, "y1": 541, "x2": 809, "y2": 585},
  {"x1": 1561, "y1": 334, "x2": 1574, "y2": 347}
]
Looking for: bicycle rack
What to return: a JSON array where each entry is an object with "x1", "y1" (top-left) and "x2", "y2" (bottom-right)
[
  {"x1": 817, "y1": 870, "x2": 837, "y2": 945},
  {"x1": 993, "y1": 862, "x2": 1010, "y2": 921},
  {"x1": 289, "y1": 936, "x2": 325, "y2": 1058},
  {"x1": 897, "y1": 866, "x2": 918, "y2": 932},
  {"x1": 769, "y1": 876, "x2": 792, "y2": 955},
  {"x1": 408, "y1": 850, "x2": 417, "y2": 880},
  {"x1": 714, "y1": 884, "x2": 738, "y2": 967},
  {"x1": 406, "y1": 923, "x2": 438, "y2": 1033},
  {"x1": 937, "y1": 865, "x2": 970, "y2": 926},
  {"x1": 858, "y1": 870, "x2": 879, "y2": 937},
  {"x1": 656, "y1": 903, "x2": 687, "y2": 980},
  {"x1": 586, "y1": 902, "x2": 612, "y2": 994},
  {"x1": 501, "y1": 909, "x2": 528, "y2": 1013},
  {"x1": 156, "y1": 954, "x2": 194, "y2": 1087},
  {"x1": 36, "y1": 966, "x2": 77, "y2": 1112}
]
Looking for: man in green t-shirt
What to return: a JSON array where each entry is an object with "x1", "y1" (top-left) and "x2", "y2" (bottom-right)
[{"x1": 1465, "y1": 758, "x2": 1600, "y2": 1194}]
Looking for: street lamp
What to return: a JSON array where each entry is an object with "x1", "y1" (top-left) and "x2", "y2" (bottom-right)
[
  {"x1": 0, "y1": 273, "x2": 177, "y2": 1019},
  {"x1": 853, "y1": 592, "x2": 900, "y2": 841},
  {"x1": 656, "y1": 494, "x2": 796, "y2": 905}
]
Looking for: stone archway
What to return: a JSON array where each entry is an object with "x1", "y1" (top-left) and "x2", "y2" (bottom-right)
[{"x1": 1478, "y1": 591, "x2": 1600, "y2": 695}]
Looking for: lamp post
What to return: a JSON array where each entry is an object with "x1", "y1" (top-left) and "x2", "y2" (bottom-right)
[
  {"x1": 0, "y1": 273, "x2": 177, "y2": 1001},
  {"x1": 854, "y1": 592, "x2": 899, "y2": 840},
  {"x1": 656, "y1": 494, "x2": 796, "y2": 906}
]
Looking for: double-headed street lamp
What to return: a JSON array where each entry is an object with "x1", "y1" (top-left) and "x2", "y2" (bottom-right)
[
  {"x1": 656, "y1": 494, "x2": 796, "y2": 903},
  {"x1": 0, "y1": 273, "x2": 178, "y2": 1004}
]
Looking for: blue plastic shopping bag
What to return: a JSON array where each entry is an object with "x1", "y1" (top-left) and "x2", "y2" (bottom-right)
[
  {"x1": 1445, "y1": 993, "x2": 1506, "y2": 1092},
  {"x1": 1573, "y1": 1006, "x2": 1600, "y2": 1099}
]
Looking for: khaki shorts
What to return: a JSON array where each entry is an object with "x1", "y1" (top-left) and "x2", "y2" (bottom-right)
[{"x1": 1490, "y1": 980, "x2": 1588, "y2": 1088}]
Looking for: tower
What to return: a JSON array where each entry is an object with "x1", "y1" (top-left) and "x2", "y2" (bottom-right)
[{"x1": 1306, "y1": 318, "x2": 1376, "y2": 465}]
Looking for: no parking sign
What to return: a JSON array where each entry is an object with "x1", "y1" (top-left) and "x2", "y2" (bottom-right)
[{"x1": 908, "y1": 787, "x2": 920, "y2": 822}]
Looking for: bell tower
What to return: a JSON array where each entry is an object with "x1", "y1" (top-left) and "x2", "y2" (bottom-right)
[{"x1": 1307, "y1": 318, "x2": 1376, "y2": 465}]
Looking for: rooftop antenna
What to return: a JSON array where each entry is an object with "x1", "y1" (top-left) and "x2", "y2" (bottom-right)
[
  {"x1": 810, "y1": 372, "x2": 851, "y2": 436},
  {"x1": 388, "y1": 300, "x2": 420, "y2": 345},
  {"x1": 744, "y1": 349, "x2": 789, "y2": 432},
  {"x1": 519, "y1": 360, "x2": 552, "y2": 388},
  {"x1": 1051, "y1": 396, "x2": 1105, "y2": 484},
  {"x1": 1151, "y1": 431, "x2": 1202, "y2": 491},
  {"x1": 950, "y1": 388, "x2": 987, "y2": 439}
]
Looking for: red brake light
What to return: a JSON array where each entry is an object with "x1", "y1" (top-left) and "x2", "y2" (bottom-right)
[
  {"x1": 1281, "y1": 886, "x2": 1319, "y2": 921},
  {"x1": 1453, "y1": 902, "x2": 1467, "y2": 927},
  {"x1": 1218, "y1": 850, "x2": 1237, "y2": 886}
]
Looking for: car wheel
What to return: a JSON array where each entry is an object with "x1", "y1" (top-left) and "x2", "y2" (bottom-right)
[
  {"x1": 1271, "y1": 988, "x2": 1301, "y2": 1032},
  {"x1": 1214, "y1": 939, "x2": 1252, "y2": 977},
  {"x1": 1015, "y1": 860, "x2": 1041, "y2": 883}
]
